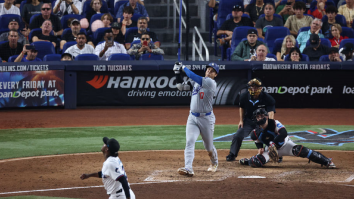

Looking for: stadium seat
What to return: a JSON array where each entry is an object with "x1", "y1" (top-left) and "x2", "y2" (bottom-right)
[
  {"x1": 125, "y1": 27, "x2": 138, "y2": 40},
  {"x1": 93, "y1": 27, "x2": 110, "y2": 45},
  {"x1": 284, "y1": 54, "x2": 310, "y2": 61},
  {"x1": 304, "y1": 14, "x2": 314, "y2": 19},
  {"x1": 75, "y1": 54, "x2": 99, "y2": 60},
  {"x1": 0, "y1": 57, "x2": 2, "y2": 62},
  {"x1": 61, "y1": 28, "x2": 87, "y2": 39},
  {"x1": 20, "y1": 1, "x2": 27, "y2": 15},
  {"x1": 226, "y1": 13, "x2": 252, "y2": 20},
  {"x1": 29, "y1": 13, "x2": 41, "y2": 24},
  {"x1": 264, "y1": 26, "x2": 290, "y2": 53},
  {"x1": 298, "y1": 26, "x2": 310, "y2": 34},
  {"x1": 305, "y1": 38, "x2": 331, "y2": 48},
  {"x1": 43, "y1": 54, "x2": 62, "y2": 61},
  {"x1": 60, "y1": 14, "x2": 84, "y2": 30},
  {"x1": 28, "y1": 28, "x2": 42, "y2": 42},
  {"x1": 83, "y1": 0, "x2": 109, "y2": 18},
  {"x1": 62, "y1": 41, "x2": 77, "y2": 53},
  {"x1": 242, "y1": 13, "x2": 250, "y2": 18},
  {"x1": 249, "y1": 0, "x2": 275, "y2": 4},
  {"x1": 272, "y1": 38, "x2": 299, "y2": 54},
  {"x1": 319, "y1": 55, "x2": 344, "y2": 61},
  {"x1": 108, "y1": 53, "x2": 133, "y2": 60},
  {"x1": 131, "y1": 14, "x2": 143, "y2": 22},
  {"x1": 139, "y1": 53, "x2": 164, "y2": 60},
  {"x1": 90, "y1": 13, "x2": 105, "y2": 26},
  {"x1": 8, "y1": 55, "x2": 18, "y2": 62},
  {"x1": 0, "y1": 14, "x2": 22, "y2": 31},
  {"x1": 339, "y1": 38, "x2": 354, "y2": 49},
  {"x1": 322, "y1": 14, "x2": 347, "y2": 28},
  {"x1": 341, "y1": 27, "x2": 354, "y2": 38},
  {"x1": 0, "y1": 40, "x2": 7, "y2": 46},
  {"x1": 258, "y1": 13, "x2": 283, "y2": 20},
  {"x1": 114, "y1": 0, "x2": 128, "y2": 16},
  {"x1": 267, "y1": 53, "x2": 277, "y2": 60},
  {"x1": 32, "y1": 41, "x2": 56, "y2": 60}
]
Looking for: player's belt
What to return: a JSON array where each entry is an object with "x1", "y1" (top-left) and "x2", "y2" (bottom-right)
[
  {"x1": 191, "y1": 111, "x2": 212, "y2": 117},
  {"x1": 109, "y1": 189, "x2": 122, "y2": 196}
]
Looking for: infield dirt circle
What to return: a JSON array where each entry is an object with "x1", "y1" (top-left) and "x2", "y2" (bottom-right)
[{"x1": 0, "y1": 107, "x2": 354, "y2": 199}]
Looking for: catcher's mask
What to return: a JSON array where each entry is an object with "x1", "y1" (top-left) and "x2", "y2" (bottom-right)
[
  {"x1": 248, "y1": 78, "x2": 262, "y2": 96},
  {"x1": 253, "y1": 108, "x2": 268, "y2": 125}
]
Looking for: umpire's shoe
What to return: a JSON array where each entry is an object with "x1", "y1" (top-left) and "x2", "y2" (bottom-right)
[
  {"x1": 226, "y1": 153, "x2": 236, "y2": 161},
  {"x1": 178, "y1": 167, "x2": 194, "y2": 177}
]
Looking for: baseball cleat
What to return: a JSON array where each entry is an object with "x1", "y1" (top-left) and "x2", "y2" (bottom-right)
[
  {"x1": 207, "y1": 164, "x2": 218, "y2": 172},
  {"x1": 239, "y1": 158, "x2": 249, "y2": 165},
  {"x1": 327, "y1": 159, "x2": 336, "y2": 168},
  {"x1": 178, "y1": 167, "x2": 194, "y2": 177}
]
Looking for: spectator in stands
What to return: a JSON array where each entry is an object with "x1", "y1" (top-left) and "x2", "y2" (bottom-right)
[
  {"x1": 339, "y1": 43, "x2": 354, "y2": 61},
  {"x1": 245, "y1": 0, "x2": 266, "y2": 25},
  {"x1": 288, "y1": 47, "x2": 302, "y2": 61},
  {"x1": 101, "y1": 13, "x2": 113, "y2": 27},
  {"x1": 231, "y1": 29, "x2": 268, "y2": 61},
  {"x1": 256, "y1": 3, "x2": 283, "y2": 39},
  {"x1": 111, "y1": 22, "x2": 125, "y2": 44},
  {"x1": 64, "y1": 33, "x2": 95, "y2": 59},
  {"x1": 328, "y1": 47, "x2": 342, "y2": 62},
  {"x1": 249, "y1": 44, "x2": 276, "y2": 61},
  {"x1": 85, "y1": 0, "x2": 105, "y2": 23},
  {"x1": 61, "y1": 52, "x2": 73, "y2": 61},
  {"x1": 61, "y1": 19, "x2": 95, "y2": 50},
  {"x1": 329, "y1": 23, "x2": 348, "y2": 48},
  {"x1": 0, "y1": 0, "x2": 21, "y2": 15},
  {"x1": 53, "y1": 0, "x2": 82, "y2": 18},
  {"x1": 116, "y1": 0, "x2": 149, "y2": 23},
  {"x1": 276, "y1": 35, "x2": 296, "y2": 61},
  {"x1": 303, "y1": 33, "x2": 330, "y2": 61},
  {"x1": 0, "y1": 30, "x2": 23, "y2": 62},
  {"x1": 0, "y1": 18, "x2": 28, "y2": 46},
  {"x1": 322, "y1": 6, "x2": 341, "y2": 38},
  {"x1": 29, "y1": 3, "x2": 63, "y2": 36},
  {"x1": 216, "y1": 5, "x2": 253, "y2": 46},
  {"x1": 22, "y1": 0, "x2": 43, "y2": 27},
  {"x1": 125, "y1": 17, "x2": 159, "y2": 49},
  {"x1": 307, "y1": 0, "x2": 326, "y2": 19},
  {"x1": 14, "y1": 44, "x2": 42, "y2": 62},
  {"x1": 208, "y1": 0, "x2": 219, "y2": 21},
  {"x1": 32, "y1": 20, "x2": 58, "y2": 48},
  {"x1": 15, "y1": 0, "x2": 51, "y2": 8},
  {"x1": 94, "y1": 29, "x2": 127, "y2": 60},
  {"x1": 114, "y1": 0, "x2": 144, "y2": 6},
  {"x1": 284, "y1": 1, "x2": 313, "y2": 36},
  {"x1": 127, "y1": 33, "x2": 164, "y2": 60},
  {"x1": 296, "y1": 18, "x2": 324, "y2": 52},
  {"x1": 120, "y1": 6, "x2": 137, "y2": 35},
  {"x1": 276, "y1": 0, "x2": 295, "y2": 23},
  {"x1": 338, "y1": 0, "x2": 354, "y2": 27}
]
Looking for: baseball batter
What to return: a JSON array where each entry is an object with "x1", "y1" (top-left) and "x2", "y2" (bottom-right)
[
  {"x1": 173, "y1": 62, "x2": 219, "y2": 177},
  {"x1": 80, "y1": 137, "x2": 135, "y2": 199},
  {"x1": 239, "y1": 108, "x2": 336, "y2": 169}
]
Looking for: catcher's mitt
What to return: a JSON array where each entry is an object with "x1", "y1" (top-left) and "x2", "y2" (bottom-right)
[{"x1": 268, "y1": 142, "x2": 279, "y2": 163}]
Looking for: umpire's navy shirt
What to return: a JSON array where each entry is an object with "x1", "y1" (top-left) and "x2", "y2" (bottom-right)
[{"x1": 239, "y1": 91, "x2": 276, "y2": 120}]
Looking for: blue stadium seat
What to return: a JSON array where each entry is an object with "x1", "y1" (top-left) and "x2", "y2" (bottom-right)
[
  {"x1": 322, "y1": 14, "x2": 347, "y2": 28},
  {"x1": 90, "y1": 13, "x2": 105, "y2": 26},
  {"x1": 226, "y1": 13, "x2": 251, "y2": 20},
  {"x1": 114, "y1": 0, "x2": 128, "y2": 16},
  {"x1": 0, "y1": 40, "x2": 7, "y2": 46},
  {"x1": 319, "y1": 55, "x2": 344, "y2": 61},
  {"x1": 20, "y1": 1, "x2": 27, "y2": 15},
  {"x1": 93, "y1": 27, "x2": 110, "y2": 45},
  {"x1": 305, "y1": 38, "x2": 331, "y2": 48},
  {"x1": 267, "y1": 53, "x2": 277, "y2": 60},
  {"x1": 242, "y1": 13, "x2": 250, "y2": 18},
  {"x1": 339, "y1": 38, "x2": 354, "y2": 49},
  {"x1": 8, "y1": 55, "x2": 18, "y2": 62},
  {"x1": 258, "y1": 14, "x2": 282, "y2": 20},
  {"x1": 83, "y1": 0, "x2": 109, "y2": 17},
  {"x1": 75, "y1": 54, "x2": 99, "y2": 60},
  {"x1": 0, "y1": 57, "x2": 2, "y2": 62},
  {"x1": 108, "y1": 53, "x2": 132, "y2": 60},
  {"x1": 341, "y1": 27, "x2": 354, "y2": 38},
  {"x1": 125, "y1": 27, "x2": 138, "y2": 40},
  {"x1": 0, "y1": 14, "x2": 23, "y2": 31},
  {"x1": 43, "y1": 54, "x2": 62, "y2": 61},
  {"x1": 139, "y1": 53, "x2": 164, "y2": 60},
  {"x1": 264, "y1": 27, "x2": 290, "y2": 53},
  {"x1": 298, "y1": 26, "x2": 310, "y2": 34},
  {"x1": 284, "y1": 54, "x2": 310, "y2": 61},
  {"x1": 272, "y1": 38, "x2": 299, "y2": 54},
  {"x1": 29, "y1": 13, "x2": 41, "y2": 24},
  {"x1": 131, "y1": 14, "x2": 143, "y2": 22},
  {"x1": 32, "y1": 41, "x2": 56, "y2": 60},
  {"x1": 61, "y1": 28, "x2": 87, "y2": 39},
  {"x1": 28, "y1": 28, "x2": 42, "y2": 42},
  {"x1": 249, "y1": 0, "x2": 275, "y2": 4},
  {"x1": 60, "y1": 14, "x2": 84, "y2": 30},
  {"x1": 62, "y1": 41, "x2": 77, "y2": 53}
]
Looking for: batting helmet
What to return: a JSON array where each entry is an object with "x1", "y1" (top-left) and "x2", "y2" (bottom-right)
[
  {"x1": 205, "y1": 63, "x2": 219, "y2": 74},
  {"x1": 247, "y1": 78, "x2": 262, "y2": 96}
]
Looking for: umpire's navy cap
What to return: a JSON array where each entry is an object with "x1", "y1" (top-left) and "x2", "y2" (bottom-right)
[{"x1": 103, "y1": 137, "x2": 120, "y2": 153}]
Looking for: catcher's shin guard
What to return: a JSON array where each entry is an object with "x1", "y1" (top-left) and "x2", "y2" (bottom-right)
[
  {"x1": 292, "y1": 145, "x2": 332, "y2": 166},
  {"x1": 248, "y1": 154, "x2": 267, "y2": 168}
]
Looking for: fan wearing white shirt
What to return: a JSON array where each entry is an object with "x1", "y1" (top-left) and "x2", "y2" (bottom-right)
[
  {"x1": 94, "y1": 29, "x2": 127, "y2": 60},
  {"x1": 249, "y1": 44, "x2": 276, "y2": 61},
  {"x1": 53, "y1": 0, "x2": 82, "y2": 18},
  {"x1": 0, "y1": 0, "x2": 21, "y2": 15},
  {"x1": 65, "y1": 32, "x2": 95, "y2": 59}
]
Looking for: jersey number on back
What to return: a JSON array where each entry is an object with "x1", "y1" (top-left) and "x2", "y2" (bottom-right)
[{"x1": 200, "y1": 92, "x2": 204, "y2": 99}]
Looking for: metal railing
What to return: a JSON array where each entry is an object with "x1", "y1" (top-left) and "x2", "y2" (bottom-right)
[{"x1": 192, "y1": 26, "x2": 209, "y2": 61}]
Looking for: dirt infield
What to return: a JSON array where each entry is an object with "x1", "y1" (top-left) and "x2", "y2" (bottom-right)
[{"x1": 0, "y1": 107, "x2": 354, "y2": 198}]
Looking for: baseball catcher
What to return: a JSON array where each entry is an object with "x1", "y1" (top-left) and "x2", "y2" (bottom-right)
[{"x1": 239, "y1": 108, "x2": 336, "y2": 169}]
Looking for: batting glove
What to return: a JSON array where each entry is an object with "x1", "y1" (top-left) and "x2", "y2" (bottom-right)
[{"x1": 173, "y1": 61, "x2": 182, "y2": 74}]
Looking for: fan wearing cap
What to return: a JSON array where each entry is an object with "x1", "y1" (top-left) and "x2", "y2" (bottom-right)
[
  {"x1": 60, "y1": 19, "x2": 95, "y2": 50},
  {"x1": 80, "y1": 137, "x2": 135, "y2": 199},
  {"x1": 53, "y1": 0, "x2": 82, "y2": 18},
  {"x1": 328, "y1": 47, "x2": 343, "y2": 62},
  {"x1": 0, "y1": 0, "x2": 21, "y2": 15},
  {"x1": 216, "y1": 5, "x2": 253, "y2": 46},
  {"x1": 14, "y1": 44, "x2": 42, "y2": 62},
  {"x1": 339, "y1": 43, "x2": 354, "y2": 61},
  {"x1": 231, "y1": 29, "x2": 268, "y2": 61},
  {"x1": 61, "y1": 53, "x2": 73, "y2": 61},
  {"x1": 127, "y1": 32, "x2": 164, "y2": 60},
  {"x1": 0, "y1": 18, "x2": 28, "y2": 46},
  {"x1": 111, "y1": 22, "x2": 125, "y2": 45},
  {"x1": 303, "y1": 33, "x2": 331, "y2": 61}
]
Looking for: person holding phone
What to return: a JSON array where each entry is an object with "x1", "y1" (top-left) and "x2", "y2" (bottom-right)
[
  {"x1": 94, "y1": 29, "x2": 127, "y2": 60},
  {"x1": 127, "y1": 33, "x2": 164, "y2": 60},
  {"x1": 276, "y1": 0, "x2": 295, "y2": 23},
  {"x1": 14, "y1": 44, "x2": 42, "y2": 62}
]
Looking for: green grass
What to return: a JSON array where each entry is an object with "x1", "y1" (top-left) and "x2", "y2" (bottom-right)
[
  {"x1": 1, "y1": 196, "x2": 78, "y2": 199},
  {"x1": 0, "y1": 125, "x2": 353, "y2": 160}
]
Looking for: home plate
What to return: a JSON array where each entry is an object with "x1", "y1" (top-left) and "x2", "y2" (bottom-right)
[{"x1": 238, "y1": 176, "x2": 266, "y2": 179}]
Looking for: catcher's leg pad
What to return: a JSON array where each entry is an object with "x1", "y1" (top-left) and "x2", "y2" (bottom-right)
[
  {"x1": 248, "y1": 154, "x2": 267, "y2": 167},
  {"x1": 292, "y1": 145, "x2": 331, "y2": 166}
]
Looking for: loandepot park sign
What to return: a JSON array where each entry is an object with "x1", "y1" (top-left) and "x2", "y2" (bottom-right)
[{"x1": 208, "y1": 129, "x2": 354, "y2": 146}]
